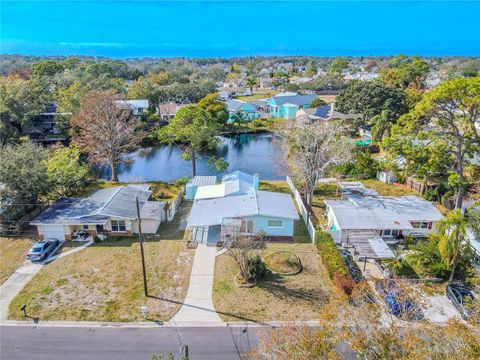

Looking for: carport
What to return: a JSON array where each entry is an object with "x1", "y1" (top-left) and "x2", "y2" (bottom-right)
[{"x1": 345, "y1": 230, "x2": 396, "y2": 275}]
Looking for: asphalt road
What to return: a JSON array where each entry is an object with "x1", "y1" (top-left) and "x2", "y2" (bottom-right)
[{"x1": 0, "y1": 325, "x2": 260, "y2": 360}]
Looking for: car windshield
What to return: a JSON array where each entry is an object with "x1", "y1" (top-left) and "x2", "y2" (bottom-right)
[{"x1": 31, "y1": 246, "x2": 43, "y2": 253}]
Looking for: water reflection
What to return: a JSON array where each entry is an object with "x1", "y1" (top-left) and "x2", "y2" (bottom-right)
[{"x1": 100, "y1": 132, "x2": 288, "y2": 182}]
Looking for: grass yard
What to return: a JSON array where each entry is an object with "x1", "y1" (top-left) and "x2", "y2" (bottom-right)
[
  {"x1": 213, "y1": 243, "x2": 331, "y2": 322},
  {"x1": 0, "y1": 237, "x2": 35, "y2": 284},
  {"x1": 360, "y1": 179, "x2": 417, "y2": 196},
  {"x1": 8, "y1": 202, "x2": 194, "y2": 322},
  {"x1": 259, "y1": 180, "x2": 291, "y2": 194},
  {"x1": 310, "y1": 183, "x2": 341, "y2": 228}
]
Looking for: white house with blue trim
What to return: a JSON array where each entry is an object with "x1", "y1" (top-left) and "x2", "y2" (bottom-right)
[{"x1": 186, "y1": 171, "x2": 299, "y2": 243}]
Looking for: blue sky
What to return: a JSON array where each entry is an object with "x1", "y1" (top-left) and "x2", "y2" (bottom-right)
[{"x1": 1, "y1": 1, "x2": 479, "y2": 57}]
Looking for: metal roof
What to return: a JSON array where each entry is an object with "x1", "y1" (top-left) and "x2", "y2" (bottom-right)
[
  {"x1": 347, "y1": 230, "x2": 396, "y2": 259},
  {"x1": 271, "y1": 94, "x2": 317, "y2": 106},
  {"x1": 190, "y1": 176, "x2": 217, "y2": 187}
]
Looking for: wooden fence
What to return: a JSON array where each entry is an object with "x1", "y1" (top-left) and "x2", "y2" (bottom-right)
[{"x1": 286, "y1": 176, "x2": 316, "y2": 242}]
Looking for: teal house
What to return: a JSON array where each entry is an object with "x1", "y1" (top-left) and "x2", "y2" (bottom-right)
[
  {"x1": 268, "y1": 92, "x2": 318, "y2": 119},
  {"x1": 186, "y1": 171, "x2": 300, "y2": 243},
  {"x1": 226, "y1": 100, "x2": 259, "y2": 123}
]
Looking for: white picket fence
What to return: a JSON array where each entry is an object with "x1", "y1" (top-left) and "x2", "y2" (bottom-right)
[
  {"x1": 166, "y1": 190, "x2": 183, "y2": 222},
  {"x1": 286, "y1": 176, "x2": 316, "y2": 242}
]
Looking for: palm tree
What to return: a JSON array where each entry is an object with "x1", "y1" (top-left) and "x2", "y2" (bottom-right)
[
  {"x1": 436, "y1": 205, "x2": 480, "y2": 283},
  {"x1": 246, "y1": 77, "x2": 257, "y2": 94},
  {"x1": 231, "y1": 111, "x2": 247, "y2": 132},
  {"x1": 369, "y1": 110, "x2": 390, "y2": 143}
]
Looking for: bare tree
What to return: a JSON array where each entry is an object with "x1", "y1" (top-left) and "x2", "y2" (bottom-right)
[
  {"x1": 71, "y1": 90, "x2": 143, "y2": 182},
  {"x1": 226, "y1": 231, "x2": 266, "y2": 284},
  {"x1": 286, "y1": 122, "x2": 353, "y2": 206}
]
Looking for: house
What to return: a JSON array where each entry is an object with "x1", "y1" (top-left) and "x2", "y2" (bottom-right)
[
  {"x1": 225, "y1": 100, "x2": 260, "y2": 123},
  {"x1": 186, "y1": 171, "x2": 299, "y2": 243},
  {"x1": 218, "y1": 87, "x2": 252, "y2": 100},
  {"x1": 22, "y1": 103, "x2": 70, "y2": 143},
  {"x1": 268, "y1": 92, "x2": 318, "y2": 119},
  {"x1": 114, "y1": 100, "x2": 149, "y2": 117},
  {"x1": 296, "y1": 103, "x2": 361, "y2": 126},
  {"x1": 30, "y1": 185, "x2": 166, "y2": 241},
  {"x1": 186, "y1": 176, "x2": 217, "y2": 200},
  {"x1": 324, "y1": 182, "x2": 444, "y2": 245},
  {"x1": 157, "y1": 102, "x2": 183, "y2": 121}
]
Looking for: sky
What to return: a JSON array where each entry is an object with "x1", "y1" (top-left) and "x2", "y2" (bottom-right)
[{"x1": 1, "y1": 1, "x2": 480, "y2": 58}]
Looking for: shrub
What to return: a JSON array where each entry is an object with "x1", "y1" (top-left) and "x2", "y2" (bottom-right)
[
  {"x1": 333, "y1": 273, "x2": 356, "y2": 296},
  {"x1": 93, "y1": 235, "x2": 101, "y2": 243},
  {"x1": 175, "y1": 176, "x2": 189, "y2": 187},
  {"x1": 264, "y1": 251, "x2": 301, "y2": 274},
  {"x1": 249, "y1": 255, "x2": 268, "y2": 280},
  {"x1": 315, "y1": 231, "x2": 350, "y2": 279}
]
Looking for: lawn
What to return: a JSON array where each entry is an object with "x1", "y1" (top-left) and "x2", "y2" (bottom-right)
[
  {"x1": 0, "y1": 237, "x2": 35, "y2": 284},
  {"x1": 360, "y1": 179, "x2": 417, "y2": 196},
  {"x1": 212, "y1": 243, "x2": 331, "y2": 322},
  {"x1": 8, "y1": 204, "x2": 194, "y2": 322},
  {"x1": 310, "y1": 183, "x2": 341, "y2": 228}
]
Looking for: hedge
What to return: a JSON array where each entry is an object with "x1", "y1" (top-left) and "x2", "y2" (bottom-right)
[
  {"x1": 315, "y1": 231, "x2": 356, "y2": 294},
  {"x1": 315, "y1": 231, "x2": 350, "y2": 279}
]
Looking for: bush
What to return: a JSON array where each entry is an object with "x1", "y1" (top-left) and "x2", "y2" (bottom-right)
[
  {"x1": 315, "y1": 232, "x2": 350, "y2": 279},
  {"x1": 249, "y1": 255, "x2": 268, "y2": 280},
  {"x1": 264, "y1": 251, "x2": 302, "y2": 274},
  {"x1": 175, "y1": 176, "x2": 189, "y2": 187},
  {"x1": 333, "y1": 273, "x2": 356, "y2": 296}
]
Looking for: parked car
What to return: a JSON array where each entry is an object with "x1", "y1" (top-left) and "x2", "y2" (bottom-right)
[
  {"x1": 27, "y1": 239, "x2": 60, "y2": 261},
  {"x1": 446, "y1": 283, "x2": 479, "y2": 322},
  {"x1": 375, "y1": 279, "x2": 424, "y2": 321}
]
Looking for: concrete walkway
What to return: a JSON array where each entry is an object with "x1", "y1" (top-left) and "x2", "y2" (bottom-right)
[
  {"x1": 172, "y1": 244, "x2": 222, "y2": 323},
  {"x1": 0, "y1": 240, "x2": 93, "y2": 321}
]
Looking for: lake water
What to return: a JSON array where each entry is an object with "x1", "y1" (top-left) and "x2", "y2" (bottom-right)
[{"x1": 100, "y1": 133, "x2": 288, "y2": 182}]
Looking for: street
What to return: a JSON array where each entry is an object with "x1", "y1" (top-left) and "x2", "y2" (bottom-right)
[{"x1": 0, "y1": 325, "x2": 260, "y2": 360}]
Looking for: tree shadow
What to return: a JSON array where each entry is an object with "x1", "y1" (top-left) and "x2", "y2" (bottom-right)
[{"x1": 256, "y1": 272, "x2": 328, "y2": 303}]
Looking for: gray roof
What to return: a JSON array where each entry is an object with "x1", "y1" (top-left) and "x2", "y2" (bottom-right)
[
  {"x1": 325, "y1": 183, "x2": 443, "y2": 231},
  {"x1": 225, "y1": 99, "x2": 245, "y2": 112},
  {"x1": 272, "y1": 94, "x2": 317, "y2": 106},
  {"x1": 300, "y1": 106, "x2": 361, "y2": 121},
  {"x1": 190, "y1": 176, "x2": 217, "y2": 187},
  {"x1": 31, "y1": 185, "x2": 165, "y2": 225},
  {"x1": 187, "y1": 190, "x2": 299, "y2": 228}
]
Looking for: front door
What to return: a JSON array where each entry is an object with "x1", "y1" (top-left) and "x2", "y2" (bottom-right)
[{"x1": 96, "y1": 225, "x2": 104, "y2": 233}]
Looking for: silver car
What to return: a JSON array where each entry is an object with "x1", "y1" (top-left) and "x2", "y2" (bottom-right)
[{"x1": 27, "y1": 239, "x2": 60, "y2": 261}]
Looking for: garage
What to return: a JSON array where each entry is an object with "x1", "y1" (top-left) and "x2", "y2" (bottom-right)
[{"x1": 41, "y1": 225, "x2": 66, "y2": 241}]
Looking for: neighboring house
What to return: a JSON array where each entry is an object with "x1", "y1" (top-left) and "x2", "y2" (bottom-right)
[
  {"x1": 22, "y1": 103, "x2": 70, "y2": 143},
  {"x1": 30, "y1": 185, "x2": 166, "y2": 241},
  {"x1": 225, "y1": 100, "x2": 260, "y2": 123},
  {"x1": 218, "y1": 87, "x2": 252, "y2": 100},
  {"x1": 186, "y1": 176, "x2": 217, "y2": 200},
  {"x1": 157, "y1": 102, "x2": 182, "y2": 121},
  {"x1": 325, "y1": 182, "x2": 444, "y2": 245},
  {"x1": 115, "y1": 100, "x2": 149, "y2": 117},
  {"x1": 268, "y1": 92, "x2": 318, "y2": 119},
  {"x1": 296, "y1": 103, "x2": 361, "y2": 126},
  {"x1": 186, "y1": 171, "x2": 299, "y2": 243}
]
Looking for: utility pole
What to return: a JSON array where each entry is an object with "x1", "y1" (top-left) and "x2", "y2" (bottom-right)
[{"x1": 136, "y1": 197, "x2": 148, "y2": 297}]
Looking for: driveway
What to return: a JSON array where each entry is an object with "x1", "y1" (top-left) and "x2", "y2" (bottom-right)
[
  {"x1": 0, "y1": 240, "x2": 93, "y2": 321},
  {"x1": 172, "y1": 244, "x2": 222, "y2": 323}
]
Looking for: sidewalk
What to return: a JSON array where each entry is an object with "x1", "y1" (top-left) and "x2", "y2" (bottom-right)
[
  {"x1": 0, "y1": 240, "x2": 93, "y2": 321},
  {"x1": 172, "y1": 244, "x2": 222, "y2": 323}
]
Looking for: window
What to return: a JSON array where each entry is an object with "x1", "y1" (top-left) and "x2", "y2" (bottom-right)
[
  {"x1": 83, "y1": 225, "x2": 89, "y2": 230},
  {"x1": 382, "y1": 229, "x2": 400, "y2": 237},
  {"x1": 111, "y1": 220, "x2": 126, "y2": 232},
  {"x1": 268, "y1": 220, "x2": 283, "y2": 228},
  {"x1": 411, "y1": 221, "x2": 431, "y2": 229},
  {"x1": 240, "y1": 220, "x2": 253, "y2": 233}
]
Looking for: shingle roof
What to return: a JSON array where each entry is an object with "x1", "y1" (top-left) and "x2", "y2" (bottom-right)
[
  {"x1": 225, "y1": 99, "x2": 245, "y2": 112},
  {"x1": 31, "y1": 185, "x2": 165, "y2": 225}
]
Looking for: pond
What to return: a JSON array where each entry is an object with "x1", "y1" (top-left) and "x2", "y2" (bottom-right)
[{"x1": 99, "y1": 132, "x2": 288, "y2": 182}]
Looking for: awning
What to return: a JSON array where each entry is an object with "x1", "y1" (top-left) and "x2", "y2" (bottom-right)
[{"x1": 346, "y1": 230, "x2": 396, "y2": 260}]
